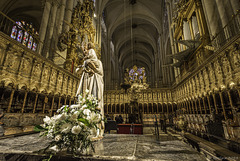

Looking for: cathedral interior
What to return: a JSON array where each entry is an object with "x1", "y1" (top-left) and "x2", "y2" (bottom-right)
[{"x1": 0, "y1": 0, "x2": 240, "y2": 160}]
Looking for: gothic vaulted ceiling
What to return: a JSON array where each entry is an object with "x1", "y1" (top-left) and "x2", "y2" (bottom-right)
[
  {"x1": 0, "y1": 0, "x2": 43, "y2": 30},
  {"x1": 99, "y1": 0, "x2": 164, "y2": 72}
]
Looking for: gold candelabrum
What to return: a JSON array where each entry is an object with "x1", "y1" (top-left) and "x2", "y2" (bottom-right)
[{"x1": 57, "y1": 0, "x2": 99, "y2": 73}]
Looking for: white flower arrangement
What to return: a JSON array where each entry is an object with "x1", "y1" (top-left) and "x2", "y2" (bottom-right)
[{"x1": 34, "y1": 90, "x2": 103, "y2": 155}]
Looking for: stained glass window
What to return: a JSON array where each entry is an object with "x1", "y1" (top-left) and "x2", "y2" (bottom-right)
[
  {"x1": 32, "y1": 42, "x2": 37, "y2": 51},
  {"x1": 22, "y1": 31, "x2": 29, "y2": 46},
  {"x1": 10, "y1": 21, "x2": 38, "y2": 52},
  {"x1": 17, "y1": 30, "x2": 23, "y2": 42},
  {"x1": 11, "y1": 26, "x2": 17, "y2": 39},
  {"x1": 129, "y1": 66, "x2": 146, "y2": 81},
  {"x1": 16, "y1": 21, "x2": 22, "y2": 27},
  {"x1": 28, "y1": 36, "x2": 33, "y2": 49}
]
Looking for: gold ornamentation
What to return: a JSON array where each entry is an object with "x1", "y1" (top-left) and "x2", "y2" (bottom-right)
[
  {"x1": 60, "y1": 0, "x2": 97, "y2": 71},
  {"x1": 214, "y1": 60, "x2": 224, "y2": 86},
  {"x1": 32, "y1": 62, "x2": 41, "y2": 78},
  {"x1": 42, "y1": 67, "x2": 49, "y2": 81},
  {"x1": 20, "y1": 58, "x2": 31, "y2": 74}
]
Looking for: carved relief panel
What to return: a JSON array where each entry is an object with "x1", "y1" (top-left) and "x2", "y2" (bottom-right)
[
  {"x1": 208, "y1": 63, "x2": 216, "y2": 90},
  {"x1": 158, "y1": 92, "x2": 162, "y2": 102},
  {"x1": 153, "y1": 92, "x2": 157, "y2": 101},
  {"x1": 57, "y1": 73, "x2": 63, "y2": 91},
  {"x1": 213, "y1": 60, "x2": 224, "y2": 86},
  {"x1": 50, "y1": 70, "x2": 57, "y2": 86},
  {"x1": 72, "y1": 80, "x2": 77, "y2": 96},
  {"x1": 148, "y1": 92, "x2": 152, "y2": 101},
  {"x1": 42, "y1": 66, "x2": 49, "y2": 83},
  {"x1": 20, "y1": 57, "x2": 32, "y2": 75},
  {"x1": 198, "y1": 71, "x2": 205, "y2": 94},
  {"x1": 195, "y1": 75, "x2": 200, "y2": 96},
  {"x1": 4, "y1": 51, "x2": 20, "y2": 71},
  {"x1": 221, "y1": 55, "x2": 233, "y2": 83},
  {"x1": 229, "y1": 44, "x2": 240, "y2": 71},
  {"x1": 120, "y1": 94, "x2": 123, "y2": 100},
  {"x1": 203, "y1": 68, "x2": 210, "y2": 92},
  {"x1": 111, "y1": 93, "x2": 115, "y2": 103},
  {"x1": 63, "y1": 75, "x2": 69, "y2": 93},
  {"x1": 68, "y1": 78, "x2": 73, "y2": 95},
  {"x1": 191, "y1": 78, "x2": 196, "y2": 97},
  {"x1": 32, "y1": 61, "x2": 41, "y2": 79}
]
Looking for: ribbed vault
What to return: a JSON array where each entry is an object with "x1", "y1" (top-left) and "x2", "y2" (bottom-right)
[{"x1": 99, "y1": 0, "x2": 164, "y2": 85}]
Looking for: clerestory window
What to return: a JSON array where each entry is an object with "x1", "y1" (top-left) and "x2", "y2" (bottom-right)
[{"x1": 10, "y1": 21, "x2": 38, "y2": 51}]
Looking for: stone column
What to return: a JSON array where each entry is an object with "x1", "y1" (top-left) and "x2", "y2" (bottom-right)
[
  {"x1": 43, "y1": 95, "x2": 48, "y2": 114},
  {"x1": 33, "y1": 93, "x2": 38, "y2": 113},
  {"x1": 230, "y1": 0, "x2": 240, "y2": 14},
  {"x1": 64, "y1": 97, "x2": 67, "y2": 105},
  {"x1": 147, "y1": 104, "x2": 149, "y2": 114},
  {"x1": 43, "y1": 1, "x2": 58, "y2": 58},
  {"x1": 63, "y1": 0, "x2": 74, "y2": 33},
  {"x1": 50, "y1": 97, "x2": 55, "y2": 116},
  {"x1": 198, "y1": 99, "x2": 202, "y2": 114},
  {"x1": 110, "y1": 104, "x2": 112, "y2": 113},
  {"x1": 21, "y1": 91, "x2": 28, "y2": 113},
  {"x1": 188, "y1": 101, "x2": 192, "y2": 114},
  {"x1": 219, "y1": 92, "x2": 227, "y2": 120},
  {"x1": 202, "y1": 97, "x2": 207, "y2": 114},
  {"x1": 69, "y1": 98, "x2": 72, "y2": 106},
  {"x1": 142, "y1": 102, "x2": 145, "y2": 114},
  {"x1": 194, "y1": 100, "x2": 198, "y2": 114},
  {"x1": 119, "y1": 104, "x2": 121, "y2": 114},
  {"x1": 58, "y1": 97, "x2": 61, "y2": 109},
  {"x1": 152, "y1": 103, "x2": 154, "y2": 114},
  {"x1": 57, "y1": 0, "x2": 67, "y2": 35},
  {"x1": 207, "y1": 95, "x2": 212, "y2": 113},
  {"x1": 38, "y1": 0, "x2": 52, "y2": 55},
  {"x1": 166, "y1": 103, "x2": 169, "y2": 115},
  {"x1": 212, "y1": 93, "x2": 218, "y2": 114},
  {"x1": 201, "y1": 0, "x2": 221, "y2": 37},
  {"x1": 191, "y1": 100, "x2": 195, "y2": 114},
  {"x1": 227, "y1": 91, "x2": 234, "y2": 114},
  {"x1": 7, "y1": 89, "x2": 15, "y2": 113},
  {"x1": 215, "y1": 0, "x2": 230, "y2": 39},
  {"x1": 186, "y1": 101, "x2": 190, "y2": 114},
  {"x1": 105, "y1": 93, "x2": 109, "y2": 114}
]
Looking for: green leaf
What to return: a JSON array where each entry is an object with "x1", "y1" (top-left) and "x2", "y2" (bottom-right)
[
  {"x1": 34, "y1": 125, "x2": 46, "y2": 132},
  {"x1": 64, "y1": 105, "x2": 69, "y2": 113},
  {"x1": 42, "y1": 154, "x2": 53, "y2": 161},
  {"x1": 78, "y1": 118, "x2": 91, "y2": 127}
]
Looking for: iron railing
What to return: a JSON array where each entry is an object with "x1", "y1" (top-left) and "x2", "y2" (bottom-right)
[{"x1": 211, "y1": 11, "x2": 240, "y2": 49}]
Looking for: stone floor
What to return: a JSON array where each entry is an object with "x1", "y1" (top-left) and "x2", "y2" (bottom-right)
[{"x1": 0, "y1": 132, "x2": 207, "y2": 161}]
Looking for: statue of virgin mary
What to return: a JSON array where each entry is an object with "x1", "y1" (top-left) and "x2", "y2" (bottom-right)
[{"x1": 76, "y1": 42, "x2": 104, "y2": 138}]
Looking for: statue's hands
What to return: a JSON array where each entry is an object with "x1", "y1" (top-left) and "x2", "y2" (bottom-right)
[
  {"x1": 76, "y1": 67, "x2": 80, "y2": 73},
  {"x1": 76, "y1": 65, "x2": 84, "y2": 73}
]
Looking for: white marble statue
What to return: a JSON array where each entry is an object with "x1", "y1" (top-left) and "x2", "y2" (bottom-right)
[{"x1": 76, "y1": 42, "x2": 104, "y2": 138}]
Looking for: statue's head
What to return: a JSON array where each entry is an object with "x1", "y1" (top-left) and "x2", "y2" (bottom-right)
[{"x1": 87, "y1": 42, "x2": 95, "y2": 49}]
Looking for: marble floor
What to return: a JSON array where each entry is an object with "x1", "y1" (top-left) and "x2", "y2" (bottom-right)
[{"x1": 0, "y1": 132, "x2": 207, "y2": 161}]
